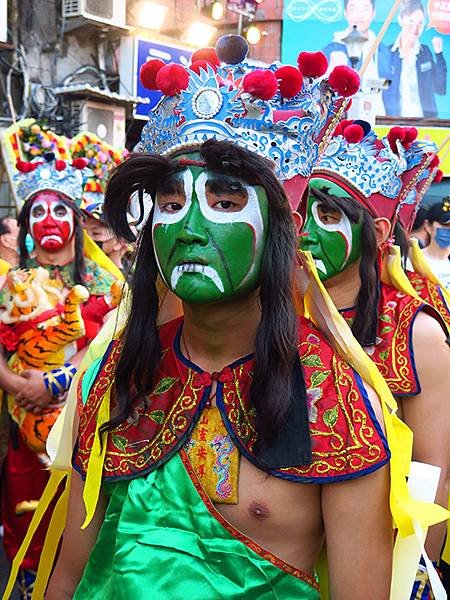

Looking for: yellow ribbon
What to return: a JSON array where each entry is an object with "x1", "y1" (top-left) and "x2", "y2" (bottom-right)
[
  {"x1": 32, "y1": 471, "x2": 72, "y2": 599},
  {"x1": 83, "y1": 231, "x2": 124, "y2": 282},
  {"x1": 2, "y1": 469, "x2": 67, "y2": 600},
  {"x1": 381, "y1": 245, "x2": 422, "y2": 301},
  {"x1": 81, "y1": 385, "x2": 111, "y2": 529},
  {"x1": 409, "y1": 238, "x2": 450, "y2": 316}
]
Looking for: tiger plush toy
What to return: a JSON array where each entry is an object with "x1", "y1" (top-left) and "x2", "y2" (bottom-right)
[
  {"x1": 0, "y1": 267, "x2": 89, "y2": 456},
  {"x1": 0, "y1": 267, "x2": 124, "y2": 459}
]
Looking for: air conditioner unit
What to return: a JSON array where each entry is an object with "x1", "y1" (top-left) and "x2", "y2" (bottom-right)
[
  {"x1": 62, "y1": 0, "x2": 126, "y2": 28},
  {"x1": 72, "y1": 100, "x2": 126, "y2": 147}
]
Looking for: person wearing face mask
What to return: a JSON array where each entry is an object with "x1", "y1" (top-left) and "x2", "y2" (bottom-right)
[
  {"x1": 421, "y1": 198, "x2": 450, "y2": 290},
  {"x1": 0, "y1": 153, "x2": 121, "y2": 599},
  {"x1": 384, "y1": 0, "x2": 447, "y2": 118}
]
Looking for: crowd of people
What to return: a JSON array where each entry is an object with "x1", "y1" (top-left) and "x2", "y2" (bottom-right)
[{"x1": 0, "y1": 32, "x2": 449, "y2": 600}]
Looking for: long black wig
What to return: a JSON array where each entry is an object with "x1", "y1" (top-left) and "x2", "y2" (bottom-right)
[
  {"x1": 308, "y1": 186, "x2": 380, "y2": 346},
  {"x1": 102, "y1": 139, "x2": 308, "y2": 452},
  {"x1": 18, "y1": 196, "x2": 86, "y2": 286}
]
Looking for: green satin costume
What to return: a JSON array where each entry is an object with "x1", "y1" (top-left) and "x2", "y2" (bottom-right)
[{"x1": 74, "y1": 450, "x2": 319, "y2": 599}]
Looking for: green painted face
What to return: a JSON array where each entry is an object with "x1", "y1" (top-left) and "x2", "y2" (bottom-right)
[
  {"x1": 152, "y1": 162, "x2": 269, "y2": 304},
  {"x1": 300, "y1": 178, "x2": 363, "y2": 281}
]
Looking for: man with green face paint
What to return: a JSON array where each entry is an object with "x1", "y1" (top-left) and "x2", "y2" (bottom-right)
[
  {"x1": 44, "y1": 136, "x2": 399, "y2": 599},
  {"x1": 152, "y1": 160, "x2": 269, "y2": 304},
  {"x1": 302, "y1": 179, "x2": 362, "y2": 281},
  {"x1": 303, "y1": 122, "x2": 450, "y2": 598},
  {"x1": 28, "y1": 37, "x2": 438, "y2": 600}
]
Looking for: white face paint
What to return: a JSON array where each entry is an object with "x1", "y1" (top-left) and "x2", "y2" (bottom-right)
[
  {"x1": 29, "y1": 197, "x2": 75, "y2": 250},
  {"x1": 311, "y1": 200, "x2": 353, "y2": 261},
  {"x1": 152, "y1": 166, "x2": 269, "y2": 303},
  {"x1": 153, "y1": 169, "x2": 265, "y2": 294}
]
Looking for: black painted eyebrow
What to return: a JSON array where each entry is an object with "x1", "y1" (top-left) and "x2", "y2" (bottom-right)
[
  {"x1": 157, "y1": 175, "x2": 186, "y2": 197},
  {"x1": 205, "y1": 175, "x2": 247, "y2": 197}
]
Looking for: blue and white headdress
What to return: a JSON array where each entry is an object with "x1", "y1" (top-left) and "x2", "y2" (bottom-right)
[
  {"x1": 15, "y1": 153, "x2": 88, "y2": 206},
  {"x1": 311, "y1": 122, "x2": 437, "y2": 222},
  {"x1": 138, "y1": 35, "x2": 361, "y2": 208}
]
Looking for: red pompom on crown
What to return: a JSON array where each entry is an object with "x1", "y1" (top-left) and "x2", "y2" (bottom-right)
[
  {"x1": 16, "y1": 160, "x2": 40, "y2": 173},
  {"x1": 16, "y1": 159, "x2": 32, "y2": 173},
  {"x1": 156, "y1": 64, "x2": 190, "y2": 96},
  {"x1": 297, "y1": 51, "x2": 328, "y2": 79},
  {"x1": 275, "y1": 66, "x2": 303, "y2": 98},
  {"x1": 434, "y1": 169, "x2": 443, "y2": 183},
  {"x1": 190, "y1": 59, "x2": 218, "y2": 75},
  {"x1": 72, "y1": 158, "x2": 89, "y2": 169},
  {"x1": 55, "y1": 160, "x2": 67, "y2": 171},
  {"x1": 328, "y1": 66, "x2": 360, "y2": 97},
  {"x1": 429, "y1": 155, "x2": 440, "y2": 169},
  {"x1": 387, "y1": 126, "x2": 406, "y2": 152},
  {"x1": 343, "y1": 123, "x2": 365, "y2": 144},
  {"x1": 242, "y1": 69, "x2": 278, "y2": 101},
  {"x1": 403, "y1": 127, "x2": 418, "y2": 145},
  {"x1": 333, "y1": 119, "x2": 353, "y2": 137},
  {"x1": 140, "y1": 59, "x2": 165, "y2": 91},
  {"x1": 191, "y1": 48, "x2": 220, "y2": 67}
]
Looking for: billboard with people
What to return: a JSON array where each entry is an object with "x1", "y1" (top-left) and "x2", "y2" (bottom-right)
[{"x1": 282, "y1": 0, "x2": 450, "y2": 119}]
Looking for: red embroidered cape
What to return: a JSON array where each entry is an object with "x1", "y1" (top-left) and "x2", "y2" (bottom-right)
[
  {"x1": 74, "y1": 316, "x2": 389, "y2": 483},
  {"x1": 406, "y1": 270, "x2": 450, "y2": 330},
  {"x1": 341, "y1": 282, "x2": 444, "y2": 396}
]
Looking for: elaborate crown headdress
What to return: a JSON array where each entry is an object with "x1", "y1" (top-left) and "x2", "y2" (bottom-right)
[
  {"x1": 15, "y1": 153, "x2": 88, "y2": 206},
  {"x1": 311, "y1": 122, "x2": 437, "y2": 224},
  {"x1": 138, "y1": 35, "x2": 360, "y2": 208},
  {"x1": 71, "y1": 132, "x2": 128, "y2": 210},
  {"x1": 394, "y1": 131, "x2": 441, "y2": 233}
]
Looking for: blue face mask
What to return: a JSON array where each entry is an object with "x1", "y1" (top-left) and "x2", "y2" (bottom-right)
[
  {"x1": 25, "y1": 234, "x2": 35, "y2": 254},
  {"x1": 435, "y1": 227, "x2": 450, "y2": 249}
]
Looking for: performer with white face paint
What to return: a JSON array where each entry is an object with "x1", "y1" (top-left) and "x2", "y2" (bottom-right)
[{"x1": 0, "y1": 153, "x2": 119, "y2": 600}]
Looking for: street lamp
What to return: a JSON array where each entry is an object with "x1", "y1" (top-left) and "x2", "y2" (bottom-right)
[
  {"x1": 245, "y1": 24, "x2": 261, "y2": 45},
  {"x1": 184, "y1": 21, "x2": 217, "y2": 45},
  {"x1": 211, "y1": 1, "x2": 224, "y2": 20},
  {"x1": 136, "y1": 1, "x2": 168, "y2": 31},
  {"x1": 341, "y1": 25, "x2": 368, "y2": 69}
]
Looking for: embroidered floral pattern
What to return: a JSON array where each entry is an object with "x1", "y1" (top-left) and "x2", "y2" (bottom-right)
[
  {"x1": 75, "y1": 316, "x2": 389, "y2": 483},
  {"x1": 407, "y1": 271, "x2": 450, "y2": 329},
  {"x1": 342, "y1": 283, "x2": 427, "y2": 396}
]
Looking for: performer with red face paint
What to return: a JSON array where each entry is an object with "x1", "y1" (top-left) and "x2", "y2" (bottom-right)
[{"x1": 0, "y1": 153, "x2": 119, "y2": 600}]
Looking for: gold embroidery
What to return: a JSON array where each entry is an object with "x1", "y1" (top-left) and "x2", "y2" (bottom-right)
[{"x1": 187, "y1": 406, "x2": 239, "y2": 504}]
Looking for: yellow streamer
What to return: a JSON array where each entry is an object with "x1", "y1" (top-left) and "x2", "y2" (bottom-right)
[
  {"x1": 409, "y1": 238, "x2": 450, "y2": 314},
  {"x1": 32, "y1": 471, "x2": 72, "y2": 599},
  {"x1": 81, "y1": 386, "x2": 111, "y2": 529},
  {"x1": 83, "y1": 230, "x2": 124, "y2": 282},
  {"x1": 2, "y1": 470, "x2": 67, "y2": 600},
  {"x1": 381, "y1": 245, "x2": 422, "y2": 301}
]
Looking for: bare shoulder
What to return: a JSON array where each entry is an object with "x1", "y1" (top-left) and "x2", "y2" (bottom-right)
[{"x1": 412, "y1": 310, "x2": 448, "y2": 345}]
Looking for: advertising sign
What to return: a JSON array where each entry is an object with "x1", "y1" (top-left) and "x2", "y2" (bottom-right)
[
  {"x1": 120, "y1": 38, "x2": 193, "y2": 119},
  {"x1": 282, "y1": 0, "x2": 450, "y2": 120}
]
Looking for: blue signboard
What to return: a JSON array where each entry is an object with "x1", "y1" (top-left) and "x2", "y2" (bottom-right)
[
  {"x1": 281, "y1": 0, "x2": 450, "y2": 120},
  {"x1": 131, "y1": 39, "x2": 193, "y2": 118}
]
